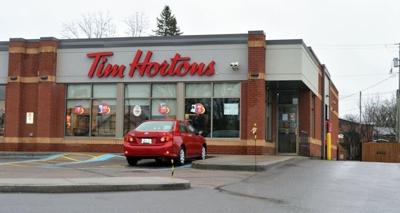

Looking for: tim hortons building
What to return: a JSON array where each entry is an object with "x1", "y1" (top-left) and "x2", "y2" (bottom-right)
[{"x1": 0, "y1": 31, "x2": 339, "y2": 159}]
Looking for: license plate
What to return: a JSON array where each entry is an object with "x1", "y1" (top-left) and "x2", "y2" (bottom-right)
[{"x1": 141, "y1": 138, "x2": 152, "y2": 144}]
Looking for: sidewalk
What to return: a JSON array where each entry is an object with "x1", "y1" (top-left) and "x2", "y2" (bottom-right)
[
  {"x1": 0, "y1": 177, "x2": 190, "y2": 193},
  {"x1": 192, "y1": 154, "x2": 305, "y2": 171}
]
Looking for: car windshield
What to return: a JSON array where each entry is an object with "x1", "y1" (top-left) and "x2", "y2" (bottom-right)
[{"x1": 135, "y1": 121, "x2": 174, "y2": 132}]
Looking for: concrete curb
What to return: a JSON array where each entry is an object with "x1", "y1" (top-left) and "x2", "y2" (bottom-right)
[
  {"x1": 192, "y1": 156, "x2": 307, "y2": 172},
  {"x1": 0, "y1": 177, "x2": 190, "y2": 193}
]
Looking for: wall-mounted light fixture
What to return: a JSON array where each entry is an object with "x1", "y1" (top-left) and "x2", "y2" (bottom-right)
[
  {"x1": 9, "y1": 76, "x2": 18, "y2": 81},
  {"x1": 230, "y1": 62, "x2": 240, "y2": 71},
  {"x1": 39, "y1": 75, "x2": 48, "y2": 80}
]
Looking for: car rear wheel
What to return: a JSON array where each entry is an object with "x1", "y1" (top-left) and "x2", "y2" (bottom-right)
[
  {"x1": 155, "y1": 158, "x2": 166, "y2": 165},
  {"x1": 176, "y1": 147, "x2": 186, "y2": 165},
  {"x1": 126, "y1": 157, "x2": 138, "y2": 166},
  {"x1": 200, "y1": 145, "x2": 207, "y2": 160}
]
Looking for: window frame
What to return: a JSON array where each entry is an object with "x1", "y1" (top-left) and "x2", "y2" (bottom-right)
[
  {"x1": 124, "y1": 83, "x2": 177, "y2": 134},
  {"x1": 185, "y1": 82, "x2": 241, "y2": 139},
  {"x1": 65, "y1": 83, "x2": 117, "y2": 137}
]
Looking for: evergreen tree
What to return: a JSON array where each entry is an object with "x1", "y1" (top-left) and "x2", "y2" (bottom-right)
[{"x1": 154, "y1": 6, "x2": 182, "y2": 36}]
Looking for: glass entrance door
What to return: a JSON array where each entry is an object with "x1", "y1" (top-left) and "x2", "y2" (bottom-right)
[{"x1": 278, "y1": 105, "x2": 297, "y2": 153}]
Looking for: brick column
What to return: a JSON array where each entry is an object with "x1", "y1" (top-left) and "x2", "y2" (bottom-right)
[
  {"x1": 298, "y1": 89, "x2": 311, "y2": 135},
  {"x1": 37, "y1": 38, "x2": 64, "y2": 138},
  {"x1": 242, "y1": 31, "x2": 266, "y2": 154},
  {"x1": 5, "y1": 39, "x2": 26, "y2": 138}
]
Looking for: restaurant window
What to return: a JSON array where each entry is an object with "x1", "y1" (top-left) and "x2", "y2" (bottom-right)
[
  {"x1": 124, "y1": 84, "x2": 151, "y2": 134},
  {"x1": 0, "y1": 86, "x2": 5, "y2": 136},
  {"x1": 124, "y1": 83, "x2": 177, "y2": 134},
  {"x1": 212, "y1": 83, "x2": 240, "y2": 138},
  {"x1": 65, "y1": 84, "x2": 91, "y2": 136},
  {"x1": 91, "y1": 85, "x2": 116, "y2": 137},
  {"x1": 65, "y1": 84, "x2": 116, "y2": 137},
  {"x1": 185, "y1": 82, "x2": 240, "y2": 138},
  {"x1": 185, "y1": 83, "x2": 212, "y2": 137},
  {"x1": 151, "y1": 84, "x2": 177, "y2": 119}
]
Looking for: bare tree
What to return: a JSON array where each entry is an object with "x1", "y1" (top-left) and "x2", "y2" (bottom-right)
[
  {"x1": 124, "y1": 12, "x2": 148, "y2": 37},
  {"x1": 363, "y1": 95, "x2": 396, "y2": 135},
  {"x1": 61, "y1": 11, "x2": 116, "y2": 39}
]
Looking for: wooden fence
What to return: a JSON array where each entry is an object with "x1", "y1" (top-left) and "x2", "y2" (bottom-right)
[{"x1": 362, "y1": 143, "x2": 400, "y2": 163}]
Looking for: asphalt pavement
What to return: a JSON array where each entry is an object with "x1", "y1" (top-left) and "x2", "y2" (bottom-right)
[
  {"x1": 0, "y1": 152, "x2": 299, "y2": 193},
  {"x1": 1, "y1": 159, "x2": 399, "y2": 213}
]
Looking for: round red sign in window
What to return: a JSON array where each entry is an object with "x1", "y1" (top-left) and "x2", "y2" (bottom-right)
[
  {"x1": 98, "y1": 104, "x2": 111, "y2": 114},
  {"x1": 159, "y1": 103, "x2": 170, "y2": 115},
  {"x1": 190, "y1": 103, "x2": 205, "y2": 115},
  {"x1": 73, "y1": 106, "x2": 85, "y2": 115}
]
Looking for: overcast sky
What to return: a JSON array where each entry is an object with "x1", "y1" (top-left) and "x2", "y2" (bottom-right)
[{"x1": 1, "y1": 0, "x2": 400, "y2": 118}]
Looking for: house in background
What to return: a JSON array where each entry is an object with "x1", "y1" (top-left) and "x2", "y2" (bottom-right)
[
  {"x1": 339, "y1": 118, "x2": 373, "y2": 160},
  {"x1": 373, "y1": 127, "x2": 395, "y2": 142}
]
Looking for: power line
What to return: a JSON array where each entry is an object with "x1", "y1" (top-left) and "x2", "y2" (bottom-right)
[
  {"x1": 335, "y1": 73, "x2": 391, "y2": 78},
  {"x1": 362, "y1": 75, "x2": 396, "y2": 91},
  {"x1": 340, "y1": 91, "x2": 396, "y2": 103},
  {"x1": 339, "y1": 75, "x2": 396, "y2": 100},
  {"x1": 312, "y1": 43, "x2": 397, "y2": 50}
]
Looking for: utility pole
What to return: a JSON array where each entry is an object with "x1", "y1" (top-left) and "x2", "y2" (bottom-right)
[
  {"x1": 359, "y1": 91, "x2": 362, "y2": 145},
  {"x1": 359, "y1": 91, "x2": 362, "y2": 134},
  {"x1": 392, "y1": 43, "x2": 400, "y2": 142},
  {"x1": 395, "y1": 43, "x2": 400, "y2": 143}
]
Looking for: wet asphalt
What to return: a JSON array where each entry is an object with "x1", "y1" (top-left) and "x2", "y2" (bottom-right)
[{"x1": 0, "y1": 154, "x2": 399, "y2": 212}]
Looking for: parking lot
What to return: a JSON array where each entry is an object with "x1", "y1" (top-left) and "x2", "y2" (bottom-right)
[{"x1": 0, "y1": 153, "x2": 253, "y2": 188}]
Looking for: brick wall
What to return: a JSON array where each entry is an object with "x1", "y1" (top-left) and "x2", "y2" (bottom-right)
[
  {"x1": 299, "y1": 89, "x2": 311, "y2": 135},
  {"x1": 330, "y1": 83, "x2": 339, "y2": 160},
  {"x1": 5, "y1": 38, "x2": 65, "y2": 143}
]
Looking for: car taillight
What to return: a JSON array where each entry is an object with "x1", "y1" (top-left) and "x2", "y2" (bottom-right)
[
  {"x1": 160, "y1": 133, "x2": 173, "y2": 142},
  {"x1": 125, "y1": 135, "x2": 135, "y2": 143}
]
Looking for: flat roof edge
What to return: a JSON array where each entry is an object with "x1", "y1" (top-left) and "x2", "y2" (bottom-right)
[
  {"x1": 266, "y1": 39, "x2": 303, "y2": 45},
  {"x1": 0, "y1": 42, "x2": 8, "y2": 51},
  {"x1": 59, "y1": 33, "x2": 249, "y2": 49}
]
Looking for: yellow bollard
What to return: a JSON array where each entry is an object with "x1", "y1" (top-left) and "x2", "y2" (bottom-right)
[{"x1": 327, "y1": 132, "x2": 332, "y2": 160}]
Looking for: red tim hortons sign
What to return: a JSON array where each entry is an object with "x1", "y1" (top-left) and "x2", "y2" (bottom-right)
[{"x1": 87, "y1": 49, "x2": 216, "y2": 78}]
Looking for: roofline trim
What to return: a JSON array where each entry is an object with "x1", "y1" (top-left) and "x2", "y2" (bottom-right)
[{"x1": 59, "y1": 33, "x2": 249, "y2": 49}]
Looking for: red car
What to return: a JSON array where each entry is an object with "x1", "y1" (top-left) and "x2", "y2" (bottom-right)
[{"x1": 123, "y1": 120, "x2": 207, "y2": 166}]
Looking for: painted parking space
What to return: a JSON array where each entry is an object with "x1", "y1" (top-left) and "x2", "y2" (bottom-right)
[
  {"x1": 0, "y1": 153, "x2": 117, "y2": 167},
  {"x1": 0, "y1": 153, "x2": 191, "y2": 170},
  {"x1": 0, "y1": 153, "x2": 65, "y2": 167}
]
